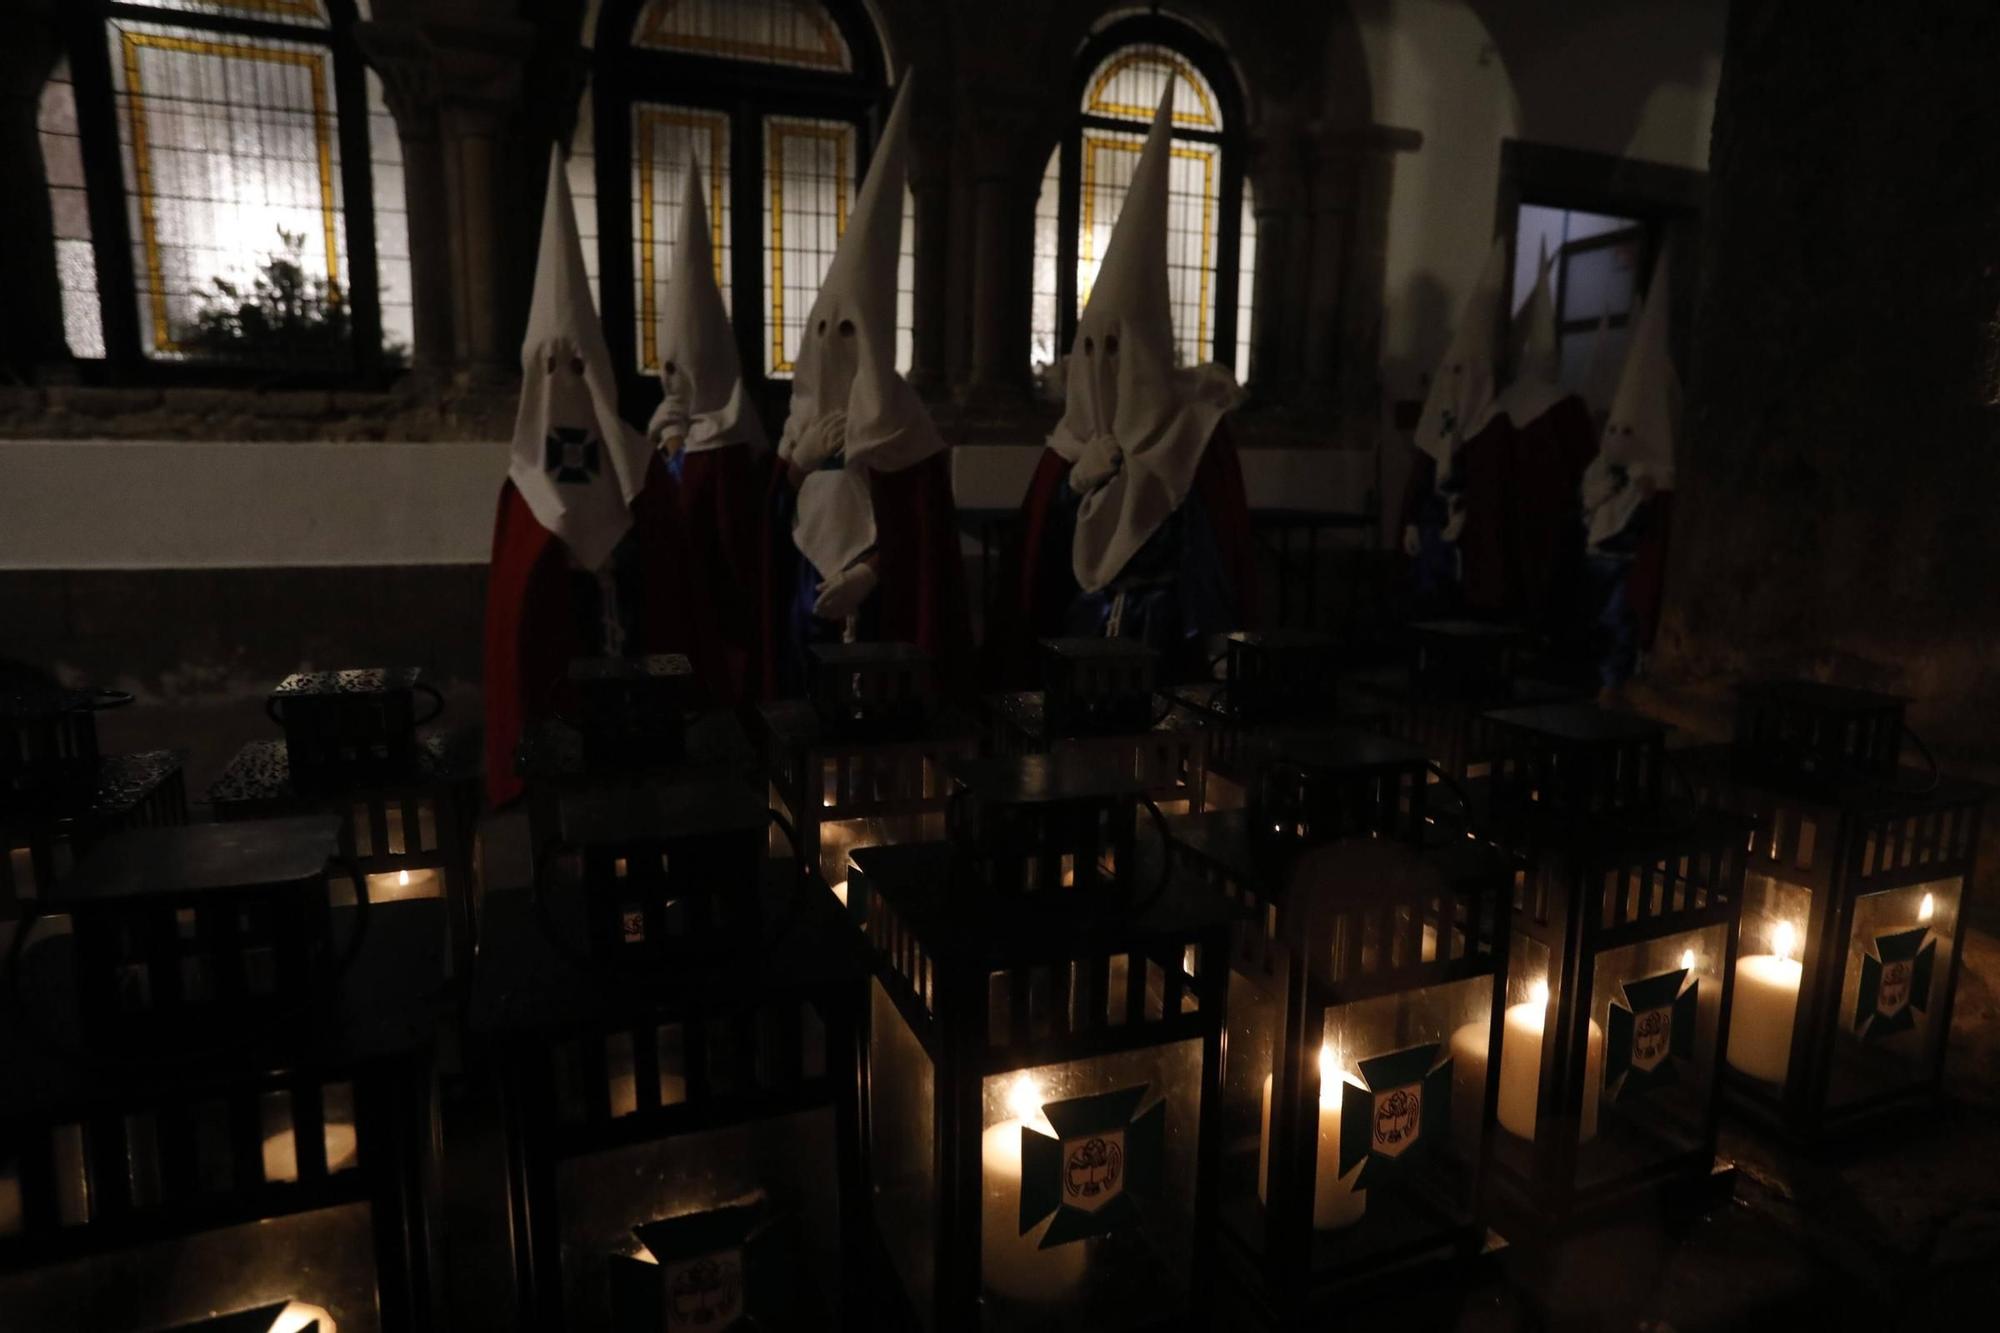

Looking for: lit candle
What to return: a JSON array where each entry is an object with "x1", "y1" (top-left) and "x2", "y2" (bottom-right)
[
  {"x1": 365, "y1": 867, "x2": 441, "y2": 902},
  {"x1": 1257, "y1": 1044, "x2": 1367, "y2": 1229},
  {"x1": 1451, "y1": 981, "x2": 1602, "y2": 1142},
  {"x1": 982, "y1": 1074, "x2": 1087, "y2": 1302},
  {"x1": 262, "y1": 1122, "x2": 361, "y2": 1182},
  {"x1": 1728, "y1": 920, "x2": 1803, "y2": 1085}
]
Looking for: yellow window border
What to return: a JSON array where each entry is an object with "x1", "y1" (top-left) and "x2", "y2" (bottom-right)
[
  {"x1": 1085, "y1": 48, "x2": 1219, "y2": 129},
  {"x1": 634, "y1": 105, "x2": 729, "y2": 373},
  {"x1": 1079, "y1": 133, "x2": 1216, "y2": 356},
  {"x1": 118, "y1": 28, "x2": 339, "y2": 355},
  {"x1": 765, "y1": 118, "x2": 850, "y2": 375}
]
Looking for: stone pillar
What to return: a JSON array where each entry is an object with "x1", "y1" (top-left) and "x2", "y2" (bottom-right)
[
  {"x1": 0, "y1": 7, "x2": 70, "y2": 376},
  {"x1": 352, "y1": 19, "x2": 452, "y2": 376},
  {"x1": 959, "y1": 82, "x2": 1046, "y2": 412},
  {"x1": 1655, "y1": 0, "x2": 2000, "y2": 752},
  {"x1": 907, "y1": 103, "x2": 952, "y2": 400},
  {"x1": 1244, "y1": 115, "x2": 1307, "y2": 402}
]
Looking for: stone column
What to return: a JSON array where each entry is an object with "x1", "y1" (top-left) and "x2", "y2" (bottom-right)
[
  {"x1": 959, "y1": 81, "x2": 1047, "y2": 412},
  {"x1": 0, "y1": 7, "x2": 70, "y2": 376},
  {"x1": 1243, "y1": 114, "x2": 1307, "y2": 403},
  {"x1": 906, "y1": 101, "x2": 952, "y2": 400},
  {"x1": 352, "y1": 19, "x2": 452, "y2": 376}
]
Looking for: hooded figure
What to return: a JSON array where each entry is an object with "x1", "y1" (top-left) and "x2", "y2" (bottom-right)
[
  {"x1": 1461, "y1": 239, "x2": 1599, "y2": 626},
  {"x1": 1400, "y1": 237, "x2": 1507, "y2": 611},
  {"x1": 646, "y1": 157, "x2": 769, "y2": 701},
  {"x1": 483, "y1": 148, "x2": 708, "y2": 804},
  {"x1": 763, "y1": 76, "x2": 972, "y2": 695},
  {"x1": 985, "y1": 81, "x2": 1256, "y2": 685},
  {"x1": 1579, "y1": 250, "x2": 1679, "y2": 690}
]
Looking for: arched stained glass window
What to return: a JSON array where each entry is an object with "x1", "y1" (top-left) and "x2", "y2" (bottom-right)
[
  {"x1": 590, "y1": 0, "x2": 907, "y2": 420},
  {"x1": 1032, "y1": 20, "x2": 1255, "y2": 382},
  {"x1": 41, "y1": 0, "x2": 407, "y2": 376}
]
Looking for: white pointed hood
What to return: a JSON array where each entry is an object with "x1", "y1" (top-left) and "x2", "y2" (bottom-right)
[
  {"x1": 508, "y1": 147, "x2": 653, "y2": 572},
  {"x1": 1482, "y1": 238, "x2": 1566, "y2": 430},
  {"x1": 1414, "y1": 236, "x2": 1506, "y2": 480},
  {"x1": 1050, "y1": 81, "x2": 1240, "y2": 595},
  {"x1": 656, "y1": 156, "x2": 762, "y2": 454},
  {"x1": 1583, "y1": 250, "x2": 1679, "y2": 548}
]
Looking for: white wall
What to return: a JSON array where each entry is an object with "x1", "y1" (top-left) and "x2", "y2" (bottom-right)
[{"x1": 1351, "y1": 0, "x2": 1725, "y2": 407}]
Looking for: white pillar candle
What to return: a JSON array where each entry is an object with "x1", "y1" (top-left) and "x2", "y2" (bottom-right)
[
  {"x1": 365, "y1": 867, "x2": 442, "y2": 902},
  {"x1": 1727, "y1": 920, "x2": 1802, "y2": 1085},
  {"x1": 1452, "y1": 983, "x2": 1602, "y2": 1143},
  {"x1": 982, "y1": 1075, "x2": 1087, "y2": 1303},
  {"x1": 1256, "y1": 1045, "x2": 1366, "y2": 1229}
]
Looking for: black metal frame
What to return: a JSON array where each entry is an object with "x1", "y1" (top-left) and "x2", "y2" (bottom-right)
[
  {"x1": 847, "y1": 761, "x2": 1233, "y2": 1331},
  {"x1": 53, "y1": 0, "x2": 393, "y2": 386},
  {"x1": 1695, "y1": 684, "x2": 1989, "y2": 1145},
  {"x1": 1054, "y1": 14, "x2": 1248, "y2": 372},
  {"x1": 590, "y1": 0, "x2": 890, "y2": 424}
]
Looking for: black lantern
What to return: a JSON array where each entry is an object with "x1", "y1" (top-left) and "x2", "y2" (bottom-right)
[
  {"x1": 563, "y1": 654, "x2": 696, "y2": 773},
  {"x1": 2, "y1": 689, "x2": 186, "y2": 918},
  {"x1": 760, "y1": 645, "x2": 977, "y2": 905},
  {"x1": 1473, "y1": 704, "x2": 1751, "y2": 1251},
  {"x1": 987, "y1": 639, "x2": 1209, "y2": 816},
  {"x1": 1168, "y1": 731, "x2": 1507, "y2": 1323},
  {"x1": 0, "y1": 819, "x2": 443, "y2": 1332},
  {"x1": 212, "y1": 676, "x2": 478, "y2": 980},
  {"x1": 1348, "y1": 621, "x2": 1582, "y2": 784},
  {"x1": 474, "y1": 776, "x2": 862, "y2": 1330},
  {"x1": 1695, "y1": 681, "x2": 1988, "y2": 1144},
  {"x1": 848, "y1": 752, "x2": 1232, "y2": 1329}
]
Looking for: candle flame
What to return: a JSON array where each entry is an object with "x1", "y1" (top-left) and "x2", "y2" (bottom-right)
[
  {"x1": 1772, "y1": 920, "x2": 1797, "y2": 963},
  {"x1": 1680, "y1": 948, "x2": 1696, "y2": 971},
  {"x1": 398, "y1": 869, "x2": 410, "y2": 888},
  {"x1": 1920, "y1": 892, "x2": 1935, "y2": 923},
  {"x1": 1528, "y1": 979, "x2": 1550, "y2": 1009},
  {"x1": 1006, "y1": 1073, "x2": 1043, "y2": 1122}
]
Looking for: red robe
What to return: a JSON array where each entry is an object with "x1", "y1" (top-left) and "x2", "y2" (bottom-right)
[
  {"x1": 674, "y1": 444, "x2": 775, "y2": 703},
  {"x1": 482, "y1": 454, "x2": 711, "y2": 807},
  {"x1": 759, "y1": 451, "x2": 975, "y2": 701},
  {"x1": 1506, "y1": 395, "x2": 1599, "y2": 627},
  {"x1": 983, "y1": 421, "x2": 1258, "y2": 689}
]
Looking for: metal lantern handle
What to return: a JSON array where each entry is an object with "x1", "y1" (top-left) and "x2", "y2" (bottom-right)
[
  {"x1": 331, "y1": 854, "x2": 372, "y2": 981},
  {"x1": 766, "y1": 805, "x2": 808, "y2": 908},
  {"x1": 265, "y1": 694, "x2": 288, "y2": 727},
  {"x1": 412, "y1": 681, "x2": 446, "y2": 727},
  {"x1": 1893, "y1": 724, "x2": 1943, "y2": 797},
  {"x1": 1127, "y1": 793, "x2": 1176, "y2": 916},
  {"x1": 87, "y1": 689, "x2": 134, "y2": 712}
]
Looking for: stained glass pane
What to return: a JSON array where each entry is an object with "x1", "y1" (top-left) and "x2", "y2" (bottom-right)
[
  {"x1": 630, "y1": 103, "x2": 731, "y2": 372},
  {"x1": 1079, "y1": 126, "x2": 1219, "y2": 369},
  {"x1": 108, "y1": 18, "x2": 350, "y2": 364},
  {"x1": 1234, "y1": 178, "x2": 1256, "y2": 383},
  {"x1": 366, "y1": 69, "x2": 412, "y2": 361},
  {"x1": 120, "y1": 0, "x2": 333, "y2": 27},
  {"x1": 633, "y1": 0, "x2": 853, "y2": 73},
  {"x1": 568, "y1": 79, "x2": 600, "y2": 308},
  {"x1": 896, "y1": 184, "x2": 914, "y2": 376},
  {"x1": 761, "y1": 114, "x2": 855, "y2": 378},
  {"x1": 39, "y1": 59, "x2": 105, "y2": 360},
  {"x1": 1081, "y1": 43, "x2": 1220, "y2": 130},
  {"x1": 1030, "y1": 146, "x2": 1059, "y2": 372}
]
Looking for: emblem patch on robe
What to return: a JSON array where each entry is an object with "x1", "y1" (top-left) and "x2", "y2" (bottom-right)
[
  {"x1": 665, "y1": 1249, "x2": 745, "y2": 1331},
  {"x1": 545, "y1": 426, "x2": 603, "y2": 483},
  {"x1": 1605, "y1": 967, "x2": 1698, "y2": 1101},
  {"x1": 1018, "y1": 1085, "x2": 1165, "y2": 1248},
  {"x1": 1337, "y1": 1043, "x2": 1452, "y2": 1186},
  {"x1": 1855, "y1": 925, "x2": 1935, "y2": 1041}
]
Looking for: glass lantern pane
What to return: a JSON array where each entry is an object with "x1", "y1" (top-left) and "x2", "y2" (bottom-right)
[
  {"x1": 978, "y1": 1038, "x2": 1202, "y2": 1327},
  {"x1": 868, "y1": 977, "x2": 937, "y2": 1328},
  {"x1": 1726, "y1": 871, "x2": 1813, "y2": 1088},
  {"x1": 0, "y1": 1202, "x2": 380, "y2": 1328},
  {"x1": 108, "y1": 19, "x2": 350, "y2": 366},
  {"x1": 816, "y1": 813, "x2": 945, "y2": 899},
  {"x1": 630, "y1": 102, "x2": 731, "y2": 373},
  {"x1": 760, "y1": 115, "x2": 855, "y2": 379},
  {"x1": 1218, "y1": 953, "x2": 1281, "y2": 1258},
  {"x1": 632, "y1": 0, "x2": 855, "y2": 73},
  {"x1": 1077, "y1": 126, "x2": 1219, "y2": 369},
  {"x1": 1829, "y1": 875, "x2": 1960, "y2": 1111},
  {"x1": 554, "y1": 1107, "x2": 843, "y2": 1328},
  {"x1": 38, "y1": 59, "x2": 105, "y2": 360},
  {"x1": 1576, "y1": 923, "x2": 1729, "y2": 1192},
  {"x1": 1484, "y1": 929, "x2": 1564, "y2": 1165}
]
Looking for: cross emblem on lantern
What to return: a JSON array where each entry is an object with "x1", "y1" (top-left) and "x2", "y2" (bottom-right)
[{"x1": 545, "y1": 426, "x2": 603, "y2": 484}]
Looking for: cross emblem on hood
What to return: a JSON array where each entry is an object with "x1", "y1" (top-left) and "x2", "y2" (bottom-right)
[{"x1": 544, "y1": 426, "x2": 603, "y2": 484}]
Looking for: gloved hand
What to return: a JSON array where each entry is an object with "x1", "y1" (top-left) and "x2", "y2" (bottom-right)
[
  {"x1": 789, "y1": 410, "x2": 849, "y2": 472},
  {"x1": 1069, "y1": 432, "x2": 1123, "y2": 493},
  {"x1": 1441, "y1": 497, "x2": 1467, "y2": 544},
  {"x1": 1402, "y1": 523, "x2": 1421, "y2": 558},
  {"x1": 812, "y1": 559, "x2": 879, "y2": 620}
]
